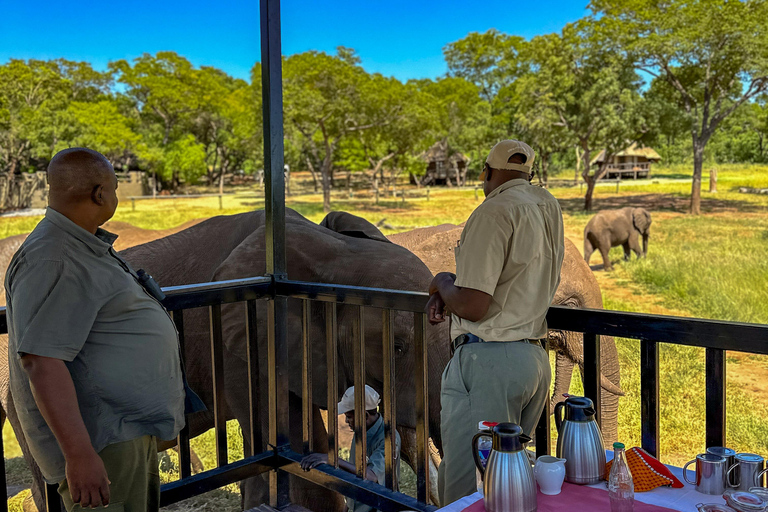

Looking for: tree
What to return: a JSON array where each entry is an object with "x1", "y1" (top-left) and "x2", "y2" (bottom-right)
[
  {"x1": 413, "y1": 76, "x2": 494, "y2": 176},
  {"x1": 281, "y1": 48, "x2": 392, "y2": 212},
  {"x1": 591, "y1": 0, "x2": 768, "y2": 214},
  {"x1": 110, "y1": 52, "x2": 204, "y2": 191},
  {"x1": 63, "y1": 100, "x2": 143, "y2": 164},
  {"x1": 516, "y1": 24, "x2": 646, "y2": 210},
  {"x1": 443, "y1": 29, "x2": 527, "y2": 103}
]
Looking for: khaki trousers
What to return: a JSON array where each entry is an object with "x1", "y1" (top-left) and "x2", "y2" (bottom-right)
[
  {"x1": 58, "y1": 436, "x2": 159, "y2": 512},
  {"x1": 437, "y1": 341, "x2": 551, "y2": 506}
]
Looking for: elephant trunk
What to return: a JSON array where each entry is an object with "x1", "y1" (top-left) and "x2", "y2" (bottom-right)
[{"x1": 642, "y1": 233, "x2": 649, "y2": 257}]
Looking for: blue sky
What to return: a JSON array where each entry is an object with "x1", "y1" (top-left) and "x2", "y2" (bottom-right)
[{"x1": 1, "y1": 0, "x2": 589, "y2": 82}]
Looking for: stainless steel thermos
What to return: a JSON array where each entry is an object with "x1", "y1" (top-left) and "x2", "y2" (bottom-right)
[{"x1": 555, "y1": 396, "x2": 606, "y2": 485}]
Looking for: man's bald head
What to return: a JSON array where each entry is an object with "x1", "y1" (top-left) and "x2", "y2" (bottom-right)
[
  {"x1": 48, "y1": 148, "x2": 115, "y2": 202},
  {"x1": 47, "y1": 148, "x2": 120, "y2": 231}
]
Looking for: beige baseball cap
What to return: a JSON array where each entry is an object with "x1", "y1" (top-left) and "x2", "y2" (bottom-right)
[
  {"x1": 338, "y1": 385, "x2": 381, "y2": 415},
  {"x1": 480, "y1": 140, "x2": 536, "y2": 180}
]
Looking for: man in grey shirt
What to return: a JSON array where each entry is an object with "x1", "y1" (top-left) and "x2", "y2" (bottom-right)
[{"x1": 6, "y1": 148, "x2": 187, "y2": 511}]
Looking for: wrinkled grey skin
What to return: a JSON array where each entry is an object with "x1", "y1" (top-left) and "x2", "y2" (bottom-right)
[
  {"x1": 584, "y1": 207, "x2": 652, "y2": 271},
  {"x1": 1, "y1": 210, "x2": 451, "y2": 511},
  {"x1": 388, "y1": 225, "x2": 623, "y2": 446}
]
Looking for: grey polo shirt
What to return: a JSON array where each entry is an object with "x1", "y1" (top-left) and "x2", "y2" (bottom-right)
[
  {"x1": 5, "y1": 208, "x2": 186, "y2": 484},
  {"x1": 346, "y1": 415, "x2": 401, "y2": 512}
]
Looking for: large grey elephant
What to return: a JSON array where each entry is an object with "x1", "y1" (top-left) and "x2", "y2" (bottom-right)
[
  {"x1": 2, "y1": 210, "x2": 451, "y2": 511},
  {"x1": 584, "y1": 207, "x2": 652, "y2": 271},
  {"x1": 388, "y1": 225, "x2": 624, "y2": 444}
]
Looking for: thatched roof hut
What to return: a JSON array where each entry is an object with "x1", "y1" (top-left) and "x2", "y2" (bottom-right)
[
  {"x1": 590, "y1": 143, "x2": 661, "y2": 180},
  {"x1": 419, "y1": 140, "x2": 470, "y2": 186}
]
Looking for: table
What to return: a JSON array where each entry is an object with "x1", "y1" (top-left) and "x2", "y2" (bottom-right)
[{"x1": 435, "y1": 454, "x2": 732, "y2": 512}]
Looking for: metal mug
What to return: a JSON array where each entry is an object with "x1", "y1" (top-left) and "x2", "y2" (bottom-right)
[
  {"x1": 727, "y1": 454, "x2": 766, "y2": 492},
  {"x1": 709, "y1": 447, "x2": 737, "y2": 486},
  {"x1": 684, "y1": 453, "x2": 729, "y2": 495}
]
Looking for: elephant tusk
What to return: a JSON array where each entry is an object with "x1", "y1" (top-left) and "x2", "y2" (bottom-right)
[{"x1": 601, "y1": 373, "x2": 625, "y2": 396}]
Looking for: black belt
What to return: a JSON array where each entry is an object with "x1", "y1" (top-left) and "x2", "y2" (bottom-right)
[{"x1": 451, "y1": 333, "x2": 547, "y2": 356}]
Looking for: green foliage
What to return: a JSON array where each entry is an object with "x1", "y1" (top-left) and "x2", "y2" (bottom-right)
[{"x1": 159, "y1": 135, "x2": 208, "y2": 184}]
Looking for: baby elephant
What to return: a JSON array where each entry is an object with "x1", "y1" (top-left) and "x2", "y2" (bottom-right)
[{"x1": 584, "y1": 207, "x2": 652, "y2": 271}]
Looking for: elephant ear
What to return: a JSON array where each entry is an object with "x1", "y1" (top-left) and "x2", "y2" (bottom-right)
[
  {"x1": 319, "y1": 211, "x2": 391, "y2": 243},
  {"x1": 632, "y1": 208, "x2": 651, "y2": 233}
]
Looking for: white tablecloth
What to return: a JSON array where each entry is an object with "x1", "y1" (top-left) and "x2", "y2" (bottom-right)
[{"x1": 435, "y1": 452, "x2": 735, "y2": 512}]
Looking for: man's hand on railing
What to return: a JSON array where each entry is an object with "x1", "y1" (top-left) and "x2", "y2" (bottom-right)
[
  {"x1": 300, "y1": 453, "x2": 329, "y2": 471},
  {"x1": 426, "y1": 293, "x2": 447, "y2": 325}
]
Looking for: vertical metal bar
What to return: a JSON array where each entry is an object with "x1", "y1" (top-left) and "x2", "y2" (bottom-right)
[
  {"x1": 535, "y1": 341, "x2": 550, "y2": 457},
  {"x1": 268, "y1": 296, "x2": 290, "y2": 508},
  {"x1": 382, "y1": 309, "x2": 397, "y2": 490},
  {"x1": 172, "y1": 309, "x2": 192, "y2": 478},
  {"x1": 326, "y1": 302, "x2": 339, "y2": 468},
  {"x1": 302, "y1": 299, "x2": 313, "y2": 454},
  {"x1": 261, "y1": 0, "x2": 288, "y2": 503},
  {"x1": 641, "y1": 340, "x2": 660, "y2": 458},
  {"x1": 414, "y1": 312, "x2": 430, "y2": 504},
  {"x1": 706, "y1": 348, "x2": 726, "y2": 448},
  {"x1": 353, "y1": 306, "x2": 367, "y2": 479},
  {"x1": 582, "y1": 332, "x2": 602, "y2": 428},
  {"x1": 45, "y1": 483, "x2": 62, "y2": 512},
  {"x1": 209, "y1": 304, "x2": 228, "y2": 467},
  {"x1": 245, "y1": 300, "x2": 262, "y2": 457},
  {"x1": 261, "y1": 0, "x2": 286, "y2": 278}
]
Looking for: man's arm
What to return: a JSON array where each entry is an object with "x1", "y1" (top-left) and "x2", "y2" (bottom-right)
[
  {"x1": 21, "y1": 354, "x2": 111, "y2": 508},
  {"x1": 429, "y1": 272, "x2": 493, "y2": 323},
  {"x1": 300, "y1": 453, "x2": 378, "y2": 482}
]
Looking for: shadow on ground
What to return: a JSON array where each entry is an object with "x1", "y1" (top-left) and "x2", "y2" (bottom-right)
[{"x1": 557, "y1": 193, "x2": 764, "y2": 215}]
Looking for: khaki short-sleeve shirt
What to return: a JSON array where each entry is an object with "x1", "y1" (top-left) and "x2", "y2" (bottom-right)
[
  {"x1": 5, "y1": 208, "x2": 186, "y2": 484},
  {"x1": 451, "y1": 179, "x2": 564, "y2": 341}
]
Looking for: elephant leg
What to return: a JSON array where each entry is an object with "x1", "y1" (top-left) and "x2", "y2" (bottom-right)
[
  {"x1": 3, "y1": 391, "x2": 47, "y2": 512},
  {"x1": 629, "y1": 235, "x2": 642, "y2": 259},
  {"x1": 599, "y1": 242, "x2": 612, "y2": 271},
  {"x1": 622, "y1": 242, "x2": 631, "y2": 261},
  {"x1": 584, "y1": 238, "x2": 594, "y2": 265}
]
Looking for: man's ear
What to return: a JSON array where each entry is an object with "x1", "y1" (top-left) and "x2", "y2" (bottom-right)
[{"x1": 92, "y1": 184, "x2": 105, "y2": 206}]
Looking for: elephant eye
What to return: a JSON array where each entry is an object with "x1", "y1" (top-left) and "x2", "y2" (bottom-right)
[{"x1": 393, "y1": 339, "x2": 406, "y2": 354}]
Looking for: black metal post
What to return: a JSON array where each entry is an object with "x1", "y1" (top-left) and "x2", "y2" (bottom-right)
[
  {"x1": 172, "y1": 309, "x2": 192, "y2": 478},
  {"x1": 302, "y1": 299, "x2": 314, "y2": 454},
  {"x1": 582, "y1": 332, "x2": 602, "y2": 427},
  {"x1": 245, "y1": 300, "x2": 262, "y2": 457},
  {"x1": 354, "y1": 306, "x2": 367, "y2": 478},
  {"x1": 45, "y1": 483, "x2": 62, "y2": 512},
  {"x1": 209, "y1": 304, "x2": 228, "y2": 467},
  {"x1": 640, "y1": 340, "x2": 660, "y2": 458},
  {"x1": 414, "y1": 313, "x2": 430, "y2": 504},
  {"x1": 705, "y1": 348, "x2": 726, "y2": 448},
  {"x1": 382, "y1": 309, "x2": 397, "y2": 490},
  {"x1": 326, "y1": 302, "x2": 339, "y2": 468},
  {"x1": 261, "y1": 0, "x2": 288, "y2": 505}
]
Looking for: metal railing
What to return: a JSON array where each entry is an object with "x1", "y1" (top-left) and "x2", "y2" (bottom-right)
[{"x1": 1, "y1": 277, "x2": 767, "y2": 512}]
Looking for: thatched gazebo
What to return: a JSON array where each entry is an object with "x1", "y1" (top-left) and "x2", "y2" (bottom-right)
[
  {"x1": 591, "y1": 143, "x2": 661, "y2": 179},
  {"x1": 419, "y1": 140, "x2": 470, "y2": 186}
]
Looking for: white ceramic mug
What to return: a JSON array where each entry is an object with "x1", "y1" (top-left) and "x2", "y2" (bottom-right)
[{"x1": 535, "y1": 455, "x2": 567, "y2": 495}]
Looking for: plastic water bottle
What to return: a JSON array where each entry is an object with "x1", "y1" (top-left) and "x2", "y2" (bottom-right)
[
  {"x1": 475, "y1": 421, "x2": 497, "y2": 494},
  {"x1": 608, "y1": 442, "x2": 634, "y2": 511}
]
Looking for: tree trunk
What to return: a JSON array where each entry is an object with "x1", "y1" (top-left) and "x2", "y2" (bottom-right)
[
  {"x1": 690, "y1": 141, "x2": 705, "y2": 215},
  {"x1": 321, "y1": 158, "x2": 332, "y2": 213},
  {"x1": 583, "y1": 176, "x2": 596, "y2": 211},
  {"x1": 306, "y1": 158, "x2": 319, "y2": 193}
]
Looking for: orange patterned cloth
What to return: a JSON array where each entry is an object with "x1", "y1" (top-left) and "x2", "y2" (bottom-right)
[{"x1": 604, "y1": 447, "x2": 685, "y2": 492}]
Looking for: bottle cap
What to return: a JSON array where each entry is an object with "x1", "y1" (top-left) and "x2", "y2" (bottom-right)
[
  {"x1": 478, "y1": 421, "x2": 498, "y2": 431},
  {"x1": 613, "y1": 442, "x2": 625, "y2": 450}
]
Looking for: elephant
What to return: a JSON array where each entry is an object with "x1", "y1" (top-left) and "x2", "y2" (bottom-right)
[
  {"x1": 1, "y1": 209, "x2": 451, "y2": 512},
  {"x1": 584, "y1": 207, "x2": 652, "y2": 271},
  {"x1": 387, "y1": 225, "x2": 624, "y2": 445}
]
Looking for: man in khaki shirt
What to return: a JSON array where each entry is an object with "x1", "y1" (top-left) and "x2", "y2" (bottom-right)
[{"x1": 427, "y1": 140, "x2": 564, "y2": 505}]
